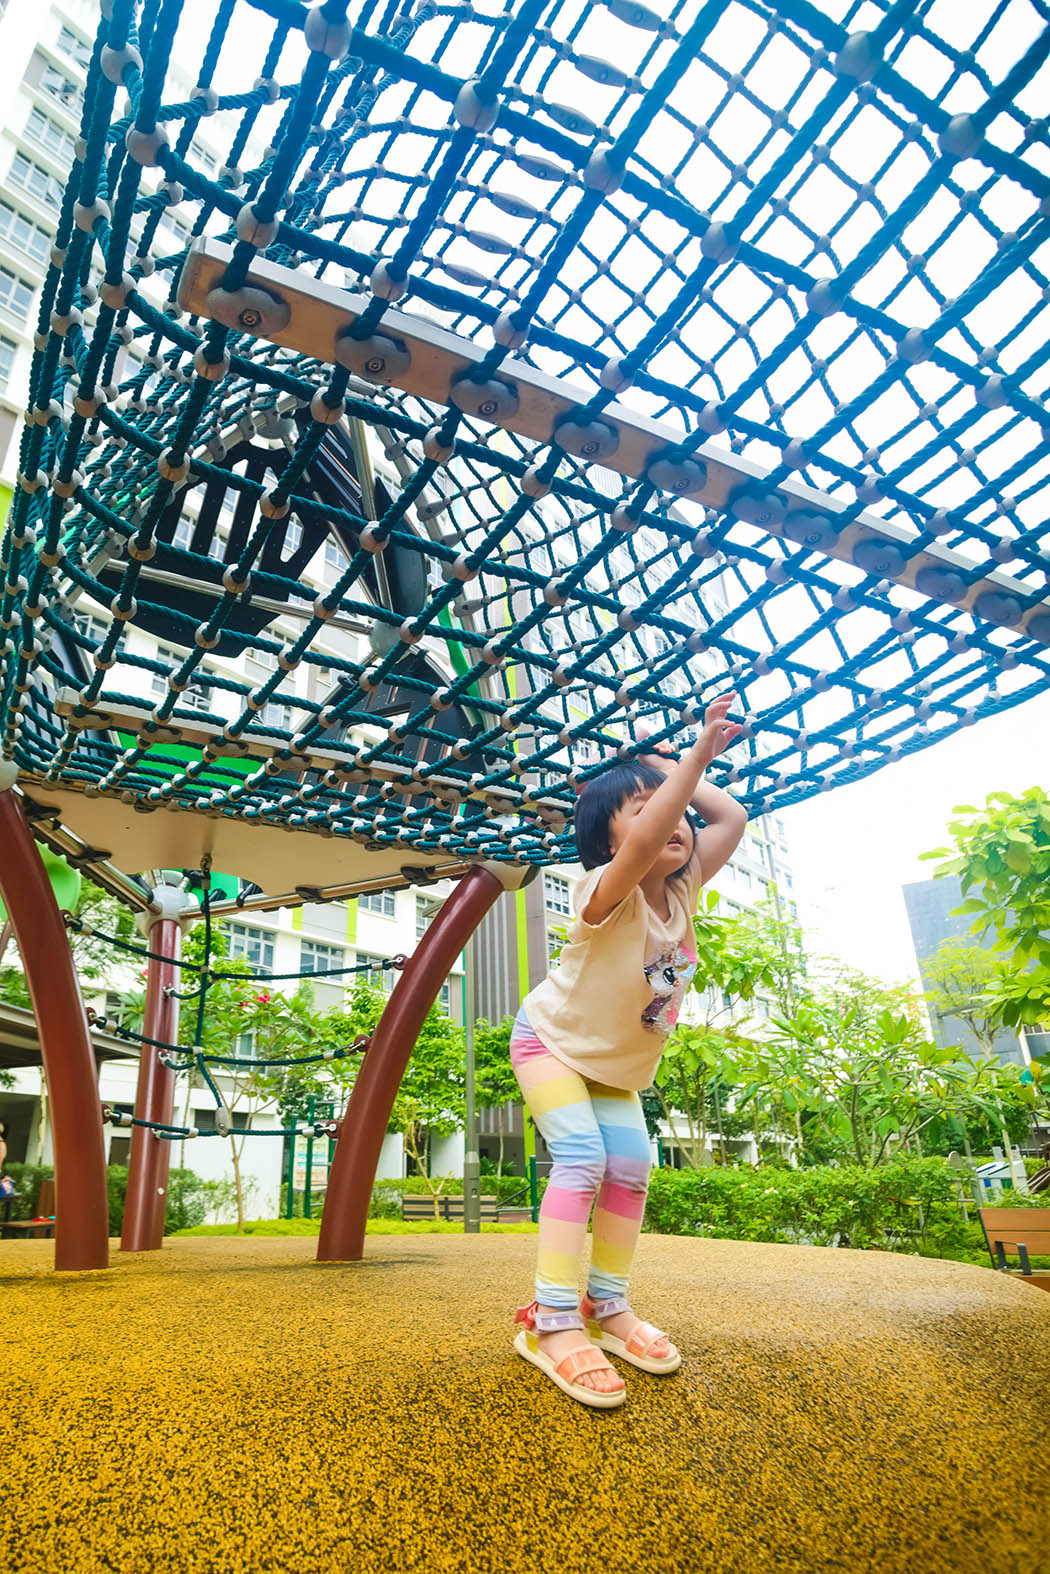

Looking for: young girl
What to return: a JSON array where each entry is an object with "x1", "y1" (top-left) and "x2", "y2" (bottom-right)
[{"x1": 511, "y1": 692, "x2": 746, "y2": 1408}]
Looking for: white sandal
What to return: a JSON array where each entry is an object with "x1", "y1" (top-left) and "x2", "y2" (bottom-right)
[
  {"x1": 513, "y1": 1302, "x2": 626, "y2": 1410},
  {"x1": 581, "y1": 1293, "x2": 682, "y2": 1374}
]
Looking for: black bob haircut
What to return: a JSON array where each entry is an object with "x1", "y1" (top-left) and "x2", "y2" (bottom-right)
[{"x1": 574, "y1": 760, "x2": 698, "y2": 876}]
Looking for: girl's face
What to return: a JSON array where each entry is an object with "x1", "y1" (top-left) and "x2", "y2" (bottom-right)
[{"x1": 608, "y1": 788, "x2": 694, "y2": 878}]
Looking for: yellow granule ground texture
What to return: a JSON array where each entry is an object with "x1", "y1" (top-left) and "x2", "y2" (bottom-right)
[{"x1": 2, "y1": 1233, "x2": 1048, "y2": 1574}]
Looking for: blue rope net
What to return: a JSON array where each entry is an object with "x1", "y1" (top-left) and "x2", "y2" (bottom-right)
[{"x1": 2, "y1": 0, "x2": 1048, "y2": 872}]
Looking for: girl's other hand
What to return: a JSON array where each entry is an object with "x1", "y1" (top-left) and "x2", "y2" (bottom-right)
[{"x1": 697, "y1": 691, "x2": 742, "y2": 763}]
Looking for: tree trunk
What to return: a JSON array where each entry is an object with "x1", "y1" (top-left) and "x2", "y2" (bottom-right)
[
  {"x1": 403, "y1": 1122, "x2": 443, "y2": 1216},
  {"x1": 497, "y1": 1109, "x2": 505, "y2": 1179},
  {"x1": 230, "y1": 1135, "x2": 245, "y2": 1232},
  {"x1": 37, "y1": 1085, "x2": 49, "y2": 1164}
]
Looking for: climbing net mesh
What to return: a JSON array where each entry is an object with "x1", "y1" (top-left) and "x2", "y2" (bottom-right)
[{"x1": 2, "y1": 0, "x2": 1049, "y2": 870}]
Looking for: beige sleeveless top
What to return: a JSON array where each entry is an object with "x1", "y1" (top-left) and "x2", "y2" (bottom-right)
[{"x1": 522, "y1": 861, "x2": 701, "y2": 1091}]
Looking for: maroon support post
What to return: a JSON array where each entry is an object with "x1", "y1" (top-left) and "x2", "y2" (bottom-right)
[
  {"x1": 122, "y1": 898, "x2": 183, "y2": 1252},
  {"x1": 317, "y1": 864, "x2": 510, "y2": 1262},
  {"x1": 0, "y1": 780, "x2": 109, "y2": 1270}
]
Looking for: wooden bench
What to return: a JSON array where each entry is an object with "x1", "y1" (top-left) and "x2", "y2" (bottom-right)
[
  {"x1": 979, "y1": 1207, "x2": 1050, "y2": 1292},
  {"x1": 0, "y1": 1179, "x2": 56, "y2": 1239},
  {"x1": 400, "y1": 1193, "x2": 502, "y2": 1223}
]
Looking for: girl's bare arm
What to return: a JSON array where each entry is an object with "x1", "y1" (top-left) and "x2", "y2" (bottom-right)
[
  {"x1": 638, "y1": 729, "x2": 748, "y2": 887},
  {"x1": 582, "y1": 695, "x2": 740, "y2": 923}
]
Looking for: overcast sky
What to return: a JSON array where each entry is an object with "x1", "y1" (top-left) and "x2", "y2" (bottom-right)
[{"x1": 783, "y1": 686, "x2": 1048, "y2": 987}]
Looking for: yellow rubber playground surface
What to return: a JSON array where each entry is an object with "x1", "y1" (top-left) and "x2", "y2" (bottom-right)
[{"x1": 3, "y1": 1232, "x2": 1048, "y2": 1574}]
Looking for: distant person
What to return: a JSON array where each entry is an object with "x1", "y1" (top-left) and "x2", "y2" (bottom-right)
[
  {"x1": 511, "y1": 694, "x2": 746, "y2": 1407},
  {"x1": 0, "y1": 1120, "x2": 12, "y2": 1200}
]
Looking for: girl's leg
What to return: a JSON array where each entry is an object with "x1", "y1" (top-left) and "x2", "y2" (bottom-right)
[
  {"x1": 586, "y1": 1082, "x2": 652, "y2": 1302},
  {"x1": 585, "y1": 1083, "x2": 674, "y2": 1359},
  {"x1": 509, "y1": 1019, "x2": 605, "y2": 1310},
  {"x1": 510, "y1": 1017, "x2": 624, "y2": 1396}
]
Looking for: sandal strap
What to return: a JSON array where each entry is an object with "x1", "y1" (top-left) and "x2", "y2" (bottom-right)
[
  {"x1": 625, "y1": 1320, "x2": 668, "y2": 1358},
  {"x1": 581, "y1": 1294, "x2": 631, "y2": 1322},
  {"x1": 555, "y1": 1345, "x2": 616, "y2": 1384},
  {"x1": 534, "y1": 1306, "x2": 585, "y2": 1334},
  {"x1": 514, "y1": 1300, "x2": 585, "y2": 1334}
]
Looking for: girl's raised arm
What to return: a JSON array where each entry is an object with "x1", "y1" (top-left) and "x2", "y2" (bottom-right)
[{"x1": 581, "y1": 695, "x2": 741, "y2": 924}]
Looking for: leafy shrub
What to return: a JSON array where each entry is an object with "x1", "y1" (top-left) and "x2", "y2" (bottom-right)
[
  {"x1": 644, "y1": 1157, "x2": 1003, "y2": 1257},
  {"x1": 2, "y1": 1162, "x2": 53, "y2": 1220},
  {"x1": 165, "y1": 1169, "x2": 210, "y2": 1232},
  {"x1": 2, "y1": 1162, "x2": 207, "y2": 1234},
  {"x1": 107, "y1": 1165, "x2": 127, "y2": 1234}
]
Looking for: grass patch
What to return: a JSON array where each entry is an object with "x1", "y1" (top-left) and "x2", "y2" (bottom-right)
[{"x1": 173, "y1": 1219, "x2": 540, "y2": 1237}]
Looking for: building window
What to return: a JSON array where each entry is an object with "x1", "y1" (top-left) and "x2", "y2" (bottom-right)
[
  {"x1": 189, "y1": 137, "x2": 218, "y2": 177},
  {"x1": 151, "y1": 643, "x2": 213, "y2": 711},
  {"x1": 260, "y1": 699, "x2": 294, "y2": 732},
  {"x1": 57, "y1": 25, "x2": 92, "y2": 70},
  {"x1": 0, "y1": 267, "x2": 34, "y2": 322},
  {"x1": 172, "y1": 516, "x2": 194, "y2": 551},
  {"x1": 225, "y1": 923, "x2": 275, "y2": 972},
  {"x1": 301, "y1": 939, "x2": 345, "y2": 977},
  {"x1": 416, "y1": 895, "x2": 439, "y2": 940},
  {"x1": 438, "y1": 980, "x2": 451, "y2": 1015},
  {"x1": 245, "y1": 646, "x2": 278, "y2": 682},
  {"x1": 0, "y1": 336, "x2": 15, "y2": 389},
  {"x1": 356, "y1": 951, "x2": 394, "y2": 992},
  {"x1": 9, "y1": 153, "x2": 64, "y2": 210},
  {"x1": 38, "y1": 60, "x2": 83, "y2": 114},
  {"x1": 196, "y1": 1106, "x2": 250, "y2": 1133},
  {"x1": 544, "y1": 873, "x2": 571, "y2": 915},
  {"x1": 75, "y1": 611, "x2": 110, "y2": 648},
  {"x1": 25, "y1": 106, "x2": 76, "y2": 163},
  {"x1": 360, "y1": 888, "x2": 396, "y2": 918},
  {"x1": 325, "y1": 538, "x2": 348, "y2": 573},
  {"x1": 0, "y1": 202, "x2": 51, "y2": 264},
  {"x1": 157, "y1": 209, "x2": 192, "y2": 252}
]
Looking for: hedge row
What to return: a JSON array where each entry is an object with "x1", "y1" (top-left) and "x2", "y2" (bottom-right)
[
  {"x1": 3, "y1": 1162, "x2": 211, "y2": 1235},
  {"x1": 642, "y1": 1157, "x2": 1049, "y2": 1264}
]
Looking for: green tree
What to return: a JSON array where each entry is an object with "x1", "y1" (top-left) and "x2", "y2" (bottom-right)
[
  {"x1": 0, "y1": 874, "x2": 136, "y2": 1007},
  {"x1": 923, "y1": 786, "x2": 1050, "y2": 1129},
  {"x1": 923, "y1": 787, "x2": 1050, "y2": 1032},
  {"x1": 393, "y1": 1003, "x2": 467, "y2": 1212},
  {"x1": 922, "y1": 936, "x2": 1009, "y2": 1056},
  {"x1": 176, "y1": 926, "x2": 358, "y2": 1230},
  {"x1": 473, "y1": 1015, "x2": 517, "y2": 1177},
  {"x1": 0, "y1": 876, "x2": 139, "y2": 1139},
  {"x1": 920, "y1": 934, "x2": 1030, "y2": 1162},
  {"x1": 753, "y1": 969, "x2": 1019, "y2": 1168},
  {"x1": 651, "y1": 890, "x2": 782, "y2": 1167}
]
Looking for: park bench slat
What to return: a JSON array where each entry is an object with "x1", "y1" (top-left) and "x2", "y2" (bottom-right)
[{"x1": 979, "y1": 1207, "x2": 1050, "y2": 1290}]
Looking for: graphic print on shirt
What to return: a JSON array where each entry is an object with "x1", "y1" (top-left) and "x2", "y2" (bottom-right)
[{"x1": 641, "y1": 941, "x2": 698, "y2": 1034}]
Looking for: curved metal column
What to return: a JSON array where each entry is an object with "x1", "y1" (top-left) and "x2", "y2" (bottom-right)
[
  {"x1": 0, "y1": 783, "x2": 109, "y2": 1270},
  {"x1": 317, "y1": 864, "x2": 506, "y2": 1262},
  {"x1": 121, "y1": 904, "x2": 182, "y2": 1252}
]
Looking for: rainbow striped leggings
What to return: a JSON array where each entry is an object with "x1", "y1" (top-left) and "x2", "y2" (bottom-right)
[{"x1": 510, "y1": 1009, "x2": 652, "y2": 1311}]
